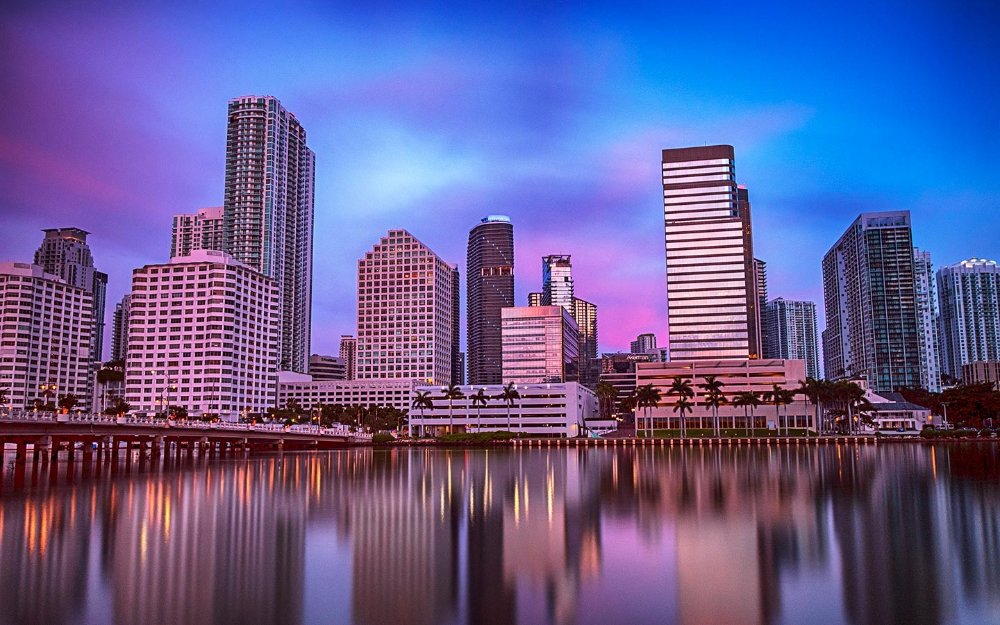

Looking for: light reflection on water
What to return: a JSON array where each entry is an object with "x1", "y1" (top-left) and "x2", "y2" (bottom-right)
[{"x1": 1, "y1": 444, "x2": 998, "y2": 625}]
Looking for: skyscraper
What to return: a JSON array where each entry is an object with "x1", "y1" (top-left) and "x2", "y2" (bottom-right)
[
  {"x1": 466, "y1": 215, "x2": 514, "y2": 385},
  {"x1": 630, "y1": 333, "x2": 657, "y2": 354},
  {"x1": 661, "y1": 146, "x2": 759, "y2": 361},
  {"x1": 821, "y1": 212, "x2": 920, "y2": 391},
  {"x1": 937, "y1": 258, "x2": 1000, "y2": 378},
  {"x1": 541, "y1": 255, "x2": 574, "y2": 310},
  {"x1": 501, "y1": 306, "x2": 579, "y2": 384},
  {"x1": 339, "y1": 335, "x2": 357, "y2": 380},
  {"x1": 170, "y1": 206, "x2": 224, "y2": 258},
  {"x1": 762, "y1": 298, "x2": 821, "y2": 379},
  {"x1": 451, "y1": 265, "x2": 462, "y2": 387},
  {"x1": 528, "y1": 292, "x2": 542, "y2": 307},
  {"x1": 913, "y1": 249, "x2": 942, "y2": 392},
  {"x1": 33, "y1": 227, "x2": 107, "y2": 363},
  {"x1": 753, "y1": 257, "x2": 768, "y2": 355},
  {"x1": 572, "y1": 297, "x2": 599, "y2": 386},
  {"x1": 110, "y1": 294, "x2": 132, "y2": 362},
  {"x1": 356, "y1": 229, "x2": 456, "y2": 384},
  {"x1": 223, "y1": 95, "x2": 315, "y2": 373}
]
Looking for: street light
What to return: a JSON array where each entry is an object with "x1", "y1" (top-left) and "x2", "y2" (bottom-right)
[{"x1": 39, "y1": 383, "x2": 57, "y2": 413}]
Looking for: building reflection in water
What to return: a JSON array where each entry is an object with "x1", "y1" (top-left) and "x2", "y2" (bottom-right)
[{"x1": 0, "y1": 443, "x2": 998, "y2": 625}]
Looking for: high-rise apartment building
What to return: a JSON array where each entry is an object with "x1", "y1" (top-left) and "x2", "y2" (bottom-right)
[
  {"x1": 528, "y1": 292, "x2": 542, "y2": 307},
  {"x1": 466, "y1": 215, "x2": 514, "y2": 385},
  {"x1": 630, "y1": 333, "x2": 657, "y2": 354},
  {"x1": 762, "y1": 298, "x2": 821, "y2": 379},
  {"x1": 913, "y1": 248, "x2": 942, "y2": 392},
  {"x1": 451, "y1": 265, "x2": 461, "y2": 387},
  {"x1": 170, "y1": 206, "x2": 224, "y2": 258},
  {"x1": 937, "y1": 258, "x2": 1000, "y2": 378},
  {"x1": 661, "y1": 146, "x2": 759, "y2": 361},
  {"x1": 125, "y1": 250, "x2": 278, "y2": 419},
  {"x1": 501, "y1": 306, "x2": 579, "y2": 384},
  {"x1": 753, "y1": 257, "x2": 767, "y2": 355},
  {"x1": 0, "y1": 262, "x2": 94, "y2": 411},
  {"x1": 821, "y1": 212, "x2": 920, "y2": 391},
  {"x1": 223, "y1": 95, "x2": 315, "y2": 373},
  {"x1": 572, "y1": 297, "x2": 599, "y2": 387},
  {"x1": 339, "y1": 335, "x2": 357, "y2": 380},
  {"x1": 541, "y1": 255, "x2": 574, "y2": 310},
  {"x1": 356, "y1": 229, "x2": 456, "y2": 384},
  {"x1": 33, "y1": 227, "x2": 107, "y2": 363},
  {"x1": 111, "y1": 294, "x2": 132, "y2": 362},
  {"x1": 308, "y1": 354, "x2": 347, "y2": 380}
]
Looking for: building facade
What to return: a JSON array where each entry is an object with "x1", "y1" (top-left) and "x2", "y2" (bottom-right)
[
  {"x1": 599, "y1": 352, "x2": 654, "y2": 417},
  {"x1": 501, "y1": 306, "x2": 579, "y2": 384},
  {"x1": 110, "y1": 294, "x2": 132, "y2": 363},
  {"x1": 466, "y1": 215, "x2": 514, "y2": 385},
  {"x1": 308, "y1": 354, "x2": 347, "y2": 380},
  {"x1": 913, "y1": 248, "x2": 942, "y2": 391},
  {"x1": 572, "y1": 297, "x2": 599, "y2": 387},
  {"x1": 961, "y1": 361, "x2": 1000, "y2": 390},
  {"x1": 821, "y1": 212, "x2": 921, "y2": 392},
  {"x1": 33, "y1": 227, "x2": 107, "y2": 363},
  {"x1": 754, "y1": 258, "x2": 767, "y2": 356},
  {"x1": 356, "y1": 229, "x2": 456, "y2": 384},
  {"x1": 937, "y1": 258, "x2": 1000, "y2": 378},
  {"x1": 541, "y1": 255, "x2": 574, "y2": 310},
  {"x1": 0, "y1": 262, "x2": 94, "y2": 411},
  {"x1": 661, "y1": 146, "x2": 759, "y2": 361},
  {"x1": 278, "y1": 376, "x2": 417, "y2": 414},
  {"x1": 630, "y1": 333, "x2": 657, "y2": 355},
  {"x1": 222, "y1": 95, "x2": 315, "y2": 373},
  {"x1": 339, "y1": 335, "x2": 357, "y2": 380},
  {"x1": 762, "y1": 298, "x2": 820, "y2": 379},
  {"x1": 125, "y1": 251, "x2": 278, "y2": 419},
  {"x1": 170, "y1": 206, "x2": 224, "y2": 258}
]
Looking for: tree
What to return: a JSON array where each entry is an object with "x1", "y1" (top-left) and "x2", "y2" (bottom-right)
[
  {"x1": 471, "y1": 388, "x2": 489, "y2": 431},
  {"x1": 619, "y1": 392, "x2": 637, "y2": 429},
  {"x1": 167, "y1": 405, "x2": 188, "y2": 420},
  {"x1": 764, "y1": 384, "x2": 795, "y2": 435},
  {"x1": 0, "y1": 387, "x2": 8, "y2": 408},
  {"x1": 58, "y1": 394, "x2": 79, "y2": 414},
  {"x1": 672, "y1": 396, "x2": 694, "y2": 433},
  {"x1": 799, "y1": 377, "x2": 826, "y2": 433},
  {"x1": 698, "y1": 375, "x2": 726, "y2": 437},
  {"x1": 497, "y1": 382, "x2": 520, "y2": 432},
  {"x1": 732, "y1": 391, "x2": 761, "y2": 437},
  {"x1": 666, "y1": 377, "x2": 695, "y2": 438},
  {"x1": 110, "y1": 396, "x2": 131, "y2": 417},
  {"x1": 442, "y1": 383, "x2": 465, "y2": 434},
  {"x1": 635, "y1": 384, "x2": 662, "y2": 437},
  {"x1": 412, "y1": 391, "x2": 434, "y2": 437},
  {"x1": 595, "y1": 382, "x2": 619, "y2": 420}
]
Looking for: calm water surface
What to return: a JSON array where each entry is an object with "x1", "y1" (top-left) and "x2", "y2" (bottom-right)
[{"x1": 1, "y1": 444, "x2": 998, "y2": 625}]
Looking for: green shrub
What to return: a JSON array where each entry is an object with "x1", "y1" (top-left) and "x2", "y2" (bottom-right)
[
  {"x1": 372, "y1": 433, "x2": 395, "y2": 445},
  {"x1": 437, "y1": 431, "x2": 518, "y2": 444}
]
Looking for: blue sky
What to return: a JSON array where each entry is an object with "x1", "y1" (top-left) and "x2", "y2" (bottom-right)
[{"x1": 1, "y1": 0, "x2": 997, "y2": 356}]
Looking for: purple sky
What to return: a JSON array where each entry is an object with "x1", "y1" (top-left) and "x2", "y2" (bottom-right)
[{"x1": 2, "y1": 2, "x2": 998, "y2": 359}]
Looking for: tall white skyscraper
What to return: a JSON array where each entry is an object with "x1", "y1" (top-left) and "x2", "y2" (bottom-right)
[
  {"x1": 937, "y1": 258, "x2": 1000, "y2": 378},
  {"x1": 223, "y1": 95, "x2": 315, "y2": 373},
  {"x1": 661, "y1": 146, "x2": 759, "y2": 361},
  {"x1": 356, "y1": 229, "x2": 456, "y2": 384},
  {"x1": 762, "y1": 298, "x2": 821, "y2": 379},
  {"x1": 170, "y1": 206, "x2": 224, "y2": 258},
  {"x1": 913, "y1": 248, "x2": 942, "y2": 392},
  {"x1": 541, "y1": 255, "x2": 574, "y2": 311}
]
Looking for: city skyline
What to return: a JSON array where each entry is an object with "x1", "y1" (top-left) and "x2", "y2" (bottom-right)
[{"x1": 1, "y1": 2, "x2": 999, "y2": 357}]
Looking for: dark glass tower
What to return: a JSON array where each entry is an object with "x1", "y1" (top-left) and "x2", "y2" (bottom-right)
[{"x1": 466, "y1": 216, "x2": 514, "y2": 385}]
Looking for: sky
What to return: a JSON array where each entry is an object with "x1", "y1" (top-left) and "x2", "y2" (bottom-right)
[{"x1": 1, "y1": 0, "x2": 998, "y2": 359}]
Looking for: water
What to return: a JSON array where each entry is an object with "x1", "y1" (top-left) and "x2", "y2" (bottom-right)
[{"x1": 1, "y1": 444, "x2": 998, "y2": 625}]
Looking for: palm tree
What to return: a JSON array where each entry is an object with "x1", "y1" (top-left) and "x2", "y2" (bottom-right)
[
  {"x1": 411, "y1": 391, "x2": 434, "y2": 437},
  {"x1": 635, "y1": 384, "x2": 662, "y2": 437},
  {"x1": 799, "y1": 377, "x2": 831, "y2": 434},
  {"x1": 58, "y1": 393, "x2": 79, "y2": 414},
  {"x1": 441, "y1": 383, "x2": 465, "y2": 434},
  {"x1": 732, "y1": 391, "x2": 762, "y2": 437},
  {"x1": 619, "y1": 392, "x2": 638, "y2": 433},
  {"x1": 764, "y1": 385, "x2": 796, "y2": 435},
  {"x1": 672, "y1": 396, "x2": 694, "y2": 434},
  {"x1": 698, "y1": 375, "x2": 726, "y2": 437},
  {"x1": 0, "y1": 387, "x2": 8, "y2": 411},
  {"x1": 497, "y1": 382, "x2": 520, "y2": 433},
  {"x1": 595, "y1": 382, "x2": 619, "y2": 421},
  {"x1": 471, "y1": 388, "x2": 489, "y2": 431},
  {"x1": 667, "y1": 376, "x2": 695, "y2": 438}
]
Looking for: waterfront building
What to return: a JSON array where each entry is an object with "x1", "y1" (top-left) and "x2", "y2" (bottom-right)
[
  {"x1": 0, "y1": 262, "x2": 93, "y2": 411},
  {"x1": 110, "y1": 294, "x2": 132, "y2": 362},
  {"x1": 339, "y1": 335, "x2": 357, "y2": 380},
  {"x1": 937, "y1": 258, "x2": 1000, "y2": 378},
  {"x1": 599, "y1": 352, "x2": 655, "y2": 416},
  {"x1": 170, "y1": 206, "x2": 224, "y2": 258},
  {"x1": 630, "y1": 333, "x2": 657, "y2": 355},
  {"x1": 661, "y1": 146, "x2": 760, "y2": 361},
  {"x1": 356, "y1": 229, "x2": 456, "y2": 384},
  {"x1": 33, "y1": 227, "x2": 107, "y2": 363},
  {"x1": 501, "y1": 306, "x2": 579, "y2": 384},
  {"x1": 223, "y1": 95, "x2": 315, "y2": 373},
  {"x1": 822, "y1": 212, "x2": 921, "y2": 391},
  {"x1": 308, "y1": 354, "x2": 347, "y2": 380},
  {"x1": 913, "y1": 248, "x2": 942, "y2": 391},
  {"x1": 277, "y1": 375, "x2": 417, "y2": 414},
  {"x1": 466, "y1": 215, "x2": 514, "y2": 385},
  {"x1": 762, "y1": 298, "x2": 820, "y2": 379},
  {"x1": 541, "y1": 255, "x2": 574, "y2": 310},
  {"x1": 408, "y1": 382, "x2": 613, "y2": 437},
  {"x1": 636, "y1": 359, "x2": 813, "y2": 430},
  {"x1": 961, "y1": 361, "x2": 1000, "y2": 390},
  {"x1": 124, "y1": 250, "x2": 278, "y2": 419}
]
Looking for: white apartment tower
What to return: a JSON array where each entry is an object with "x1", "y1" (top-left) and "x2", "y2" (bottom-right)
[
  {"x1": 339, "y1": 335, "x2": 357, "y2": 380},
  {"x1": 541, "y1": 255, "x2": 574, "y2": 311},
  {"x1": 124, "y1": 251, "x2": 278, "y2": 419},
  {"x1": 356, "y1": 229, "x2": 456, "y2": 384},
  {"x1": 223, "y1": 95, "x2": 315, "y2": 373},
  {"x1": 762, "y1": 298, "x2": 821, "y2": 380},
  {"x1": 0, "y1": 262, "x2": 93, "y2": 410},
  {"x1": 913, "y1": 248, "x2": 942, "y2": 392},
  {"x1": 661, "y1": 146, "x2": 759, "y2": 361},
  {"x1": 937, "y1": 258, "x2": 1000, "y2": 378},
  {"x1": 170, "y1": 206, "x2": 224, "y2": 258}
]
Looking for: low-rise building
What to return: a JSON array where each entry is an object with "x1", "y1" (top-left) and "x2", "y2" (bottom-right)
[
  {"x1": 961, "y1": 361, "x2": 1000, "y2": 390},
  {"x1": 308, "y1": 354, "x2": 347, "y2": 380},
  {"x1": 278, "y1": 375, "x2": 417, "y2": 414},
  {"x1": 408, "y1": 382, "x2": 614, "y2": 437}
]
